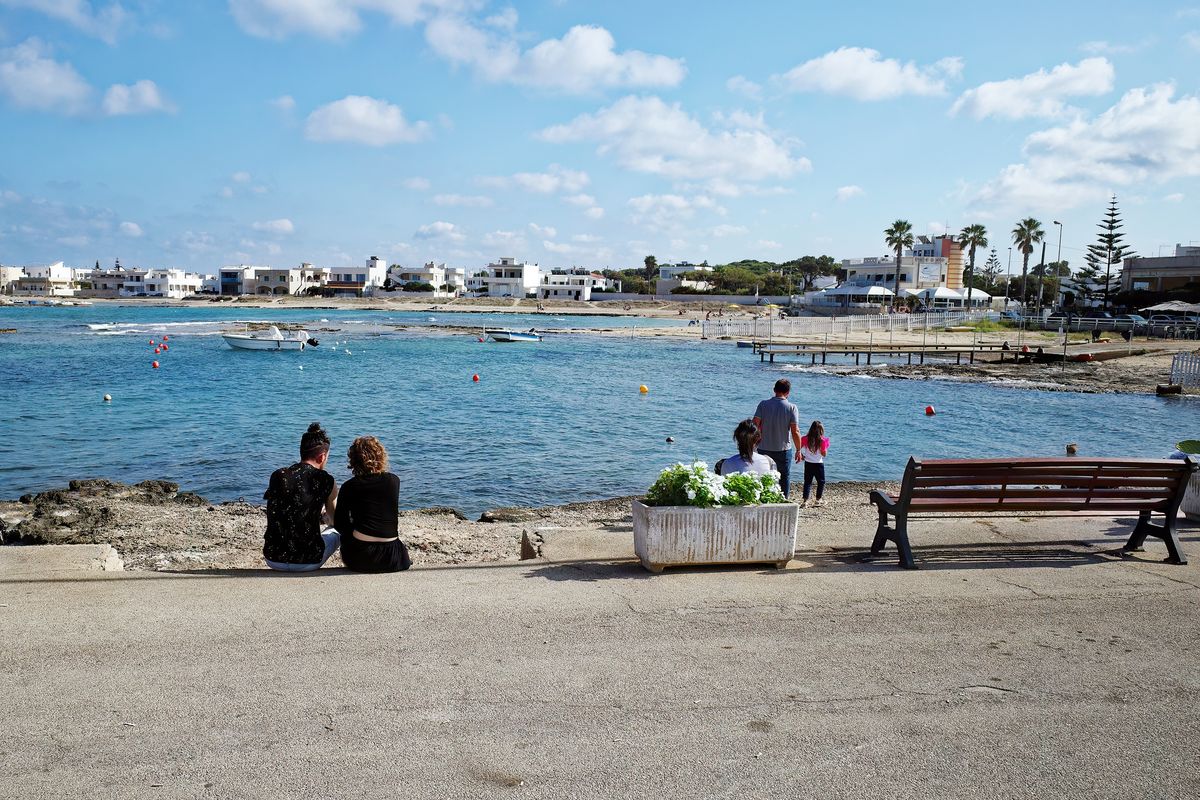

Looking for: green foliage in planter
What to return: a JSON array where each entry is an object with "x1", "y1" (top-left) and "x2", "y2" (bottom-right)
[{"x1": 645, "y1": 461, "x2": 788, "y2": 508}]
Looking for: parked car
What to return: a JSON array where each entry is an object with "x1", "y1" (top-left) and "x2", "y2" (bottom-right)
[
  {"x1": 1000, "y1": 310, "x2": 1024, "y2": 322},
  {"x1": 1113, "y1": 314, "x2": 1149, "y2": 331},
  {"x1": 1149, "y1": 314, "x2": 1180, "y2": 326}
]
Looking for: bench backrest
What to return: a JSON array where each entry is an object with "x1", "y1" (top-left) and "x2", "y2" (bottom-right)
[{"x1": 898, "y1": 457, "x2": 1195, "y2": 514}]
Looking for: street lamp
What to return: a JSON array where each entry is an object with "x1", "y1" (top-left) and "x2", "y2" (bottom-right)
[
  {"x1": 1005, "y1": 247, "x2": 1012, "y2": 308},
  {"x1": 1052, "y1": 220, "x2": 1063, "y2": 310}
]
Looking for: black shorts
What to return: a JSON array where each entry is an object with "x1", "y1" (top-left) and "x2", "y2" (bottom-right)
[{"x1": 341, "y1": 538, "x2": 412, "y2": 573}]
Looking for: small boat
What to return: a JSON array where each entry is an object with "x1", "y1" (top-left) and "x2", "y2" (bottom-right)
[
  {"x1": 222, "y1": 326, "x2": 317, "y2": 351},
  {"x1": 486, "y1": 328, "x2": 542, "y2": 343}
]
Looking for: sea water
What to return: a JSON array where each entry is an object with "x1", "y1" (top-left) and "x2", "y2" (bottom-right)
[{"x1": 1, "y1": 305, "x2": 1197, "y2": 517}]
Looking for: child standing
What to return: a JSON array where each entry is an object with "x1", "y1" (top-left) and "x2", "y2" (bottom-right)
[{"x1": 800, "y1": 420, "x2": 829, "y2": 507}]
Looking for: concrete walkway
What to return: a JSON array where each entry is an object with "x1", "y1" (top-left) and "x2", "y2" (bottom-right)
[{"x1": 3, "y1": 515, "x2": 1199, "y2": 799}]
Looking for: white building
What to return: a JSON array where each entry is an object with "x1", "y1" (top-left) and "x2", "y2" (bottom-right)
[
  {"x1": 14, "y1": 262, "x2": 76, "y2": 296},
  {"x1": 0, "y1": 266, "x2": 23, "y2": 295},
  {"x1": 538, "y1": 269, "x2": 621, "y2": 301},
  {"x1": 200, "y1": 274, "x2": 219, "y2": 294},
  {"x1": 117, "y1": 269, "x2": 150, "y2": 297},
  {"x1": 840, "y1": 256, "x2": 949, "y2": 293},
  {"x1": 143, "y1": 269, "x2": 204, "y2": 299},
  {"x1": 219, "y1": 265, "x2": 264, "y2": 296},
  {"x1": 387, "y1": 261, "x2": 463, "y2": 296},
  {"x1": 480, "y1": 257, "x2": 541, "y2": 298},
  {"x1": 656, "y1": 262, "x2": 712, "y2": 295},
  {"x1": 325, "y1": 256, "x2": 388, "y2": 297},
  {"x1": 253, "y1": 264, "x2": 324, "y2": 296}
]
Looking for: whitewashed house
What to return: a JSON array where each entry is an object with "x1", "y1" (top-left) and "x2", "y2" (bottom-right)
[
  {"x1": 480, "y1": 257, "x2": 541, "y2": 298},
  {"x1": 14, "y1": 262, "x2": 77, "y2": 296},
  {"x1": 325, "y1": 257, "x2": 388, "y2": 297},
  {"x1": 538, "y1": 269, "x2": 620, "y2": 301},
  {"x1": 144, "y1": 269, "x2": 204, "y2": 299},
  {"x1": 0, "y1": 266, "x2": 24, "y2": 295},
  {"x1": 253, "y1": 264, "x2": 324, "y2": 296}
]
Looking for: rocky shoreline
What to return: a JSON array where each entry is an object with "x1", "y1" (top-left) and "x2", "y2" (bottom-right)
[{"x1": 0, "y1": 478, "x2": 893, "y2": 571}]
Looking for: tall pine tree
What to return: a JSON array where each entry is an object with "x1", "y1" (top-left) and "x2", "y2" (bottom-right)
[{"x1": 1083, "y1": 195, "x2": 1134, "y2": 310}]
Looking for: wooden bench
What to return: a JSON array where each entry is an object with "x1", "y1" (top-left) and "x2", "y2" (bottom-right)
[{"x1": 868, "y1": 457, "x2": 1196, "y2": 569}]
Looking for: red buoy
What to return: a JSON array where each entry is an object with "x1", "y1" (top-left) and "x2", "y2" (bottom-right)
[
  {"x1": 163, "y1": 336, "x2": 169, "y2": 341},
  {"x1": 154, "y1": 347, "x2": 161, "y2": 354},
  {"x1": 472, "y1": 374, "x2": 480, "y2": 382},
  {"x1": 152, "y1": 361, "x2": 159, "y2": 369},
  {"x1": 149, "y1": 339, "x2": 155, "y2": 345},
  {"x1": 478, "y1": 337, "x2": 484, "y2": 342},
  {"x1": 162, "y1": 344, "x2": 168, "y2": 351},
  {"x1": 925, "y1": 405, "x2": 936, "y2": 416}
]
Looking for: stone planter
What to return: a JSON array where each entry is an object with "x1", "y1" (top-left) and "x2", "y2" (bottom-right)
[
  {"x1": 1182, "y1": 470, "x2": 1200, "y2": 521},
  {"x1": 631, "y1": 500, "x2": 799, "y2": 573}
]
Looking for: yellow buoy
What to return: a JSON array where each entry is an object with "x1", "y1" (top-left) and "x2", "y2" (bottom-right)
[{"x1": 639, "y1": 385, "x2": 649, "y2": 394}]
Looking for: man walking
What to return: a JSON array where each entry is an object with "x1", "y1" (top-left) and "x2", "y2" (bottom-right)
[{"x1": 753, "y1": 379, "x2": 803, "y2": 498}]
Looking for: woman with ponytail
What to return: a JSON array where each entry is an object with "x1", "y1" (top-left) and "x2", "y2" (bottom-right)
[{"x1": 717, "y1": 419, "x2": 779, "y2": 477}]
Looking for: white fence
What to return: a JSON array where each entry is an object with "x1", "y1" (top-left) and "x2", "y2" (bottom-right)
[
  {"x1": 1171, "y1": 353, "x2": 1200, "y2": 388},
  {"x1": 701, "y1": 310, "x2": 997, "y2": 340}
]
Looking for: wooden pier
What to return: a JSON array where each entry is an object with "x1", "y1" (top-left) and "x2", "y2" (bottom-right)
[{"x1": 756, "y1": 341, "x2": 1043, "y2": 366}]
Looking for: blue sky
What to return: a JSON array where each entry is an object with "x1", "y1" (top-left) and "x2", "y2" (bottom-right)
[{"x1": 0, "y1": 1, "x2": 1198, "y2": 273}]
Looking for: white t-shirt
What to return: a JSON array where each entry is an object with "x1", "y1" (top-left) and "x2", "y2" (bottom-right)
[
  {"x1": 719, "y1": 453, "x2": 778, "y2": 476},
  {"x1": 800, "y1": 437, "x2": 829, "y2": 464}
]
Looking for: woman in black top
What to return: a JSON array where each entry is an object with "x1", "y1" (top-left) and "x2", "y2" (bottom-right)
[{"x1": 335, "y1": 436, "x2": 412, "y2": 573}]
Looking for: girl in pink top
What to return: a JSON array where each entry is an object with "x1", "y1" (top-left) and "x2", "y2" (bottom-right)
[{"x1": 800, "y1": 420, "x2": 830, "y2": 507}]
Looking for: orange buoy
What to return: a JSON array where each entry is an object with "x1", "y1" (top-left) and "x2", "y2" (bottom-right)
[
  {"x1": 152, "y1": 361, "x2": 159, "y2": 369},
  {"x1": 925, "y1": 405, "x2": 936, "y2": 416},
  {"x1": 472, "y1": 374, "x2": 480, "y2": 382},
  {"x1": 639, "y1": 385, "x2": 649, "y2": 394}
]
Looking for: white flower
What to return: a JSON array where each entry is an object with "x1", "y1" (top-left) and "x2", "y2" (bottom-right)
[{"x1": 686, "y1": 489, "x2": 696, "y2": 500}]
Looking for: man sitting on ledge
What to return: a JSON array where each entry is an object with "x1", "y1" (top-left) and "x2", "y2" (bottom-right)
[{"x1": 263, "y1": 422, "x2": 340, "y2": 572}]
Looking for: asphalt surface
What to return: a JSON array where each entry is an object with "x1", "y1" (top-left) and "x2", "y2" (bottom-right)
[{"x1": 3, "y1": 514, "x2": 1199, "y2": 799}]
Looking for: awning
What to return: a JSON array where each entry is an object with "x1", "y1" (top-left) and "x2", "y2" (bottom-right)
[
  {"x1": 1141, "y1": 301, "x2": 1200, "y2": 313},
  {"x1": 822, "y1": 284, "x2": 895, "y2": 297}
]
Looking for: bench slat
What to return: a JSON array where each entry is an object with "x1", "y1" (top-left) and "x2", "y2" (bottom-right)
[
  {"x1": 905, "y1": 498, "x2": 1170, "y2": 512},
  {"x1": 910, "y1": 476, "x2": 1180, "y2": 489},
  {"x1": 908, "y1": 487, "x2": 1175, "y2": 500},
  {"x1": 912, "y1": 465, "x2": 1186, "y2": 479}
]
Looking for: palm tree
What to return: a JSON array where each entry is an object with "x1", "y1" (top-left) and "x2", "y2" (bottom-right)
[
  {"x1": 957, "y1": 224, "x2": 988, "y2": 309},
  {"x1": 1011, "y1": 218, "x2": 1044, "y2": 309},
  {"x1": 883, "y1": 219, "x2": 914, "y2": 310}
]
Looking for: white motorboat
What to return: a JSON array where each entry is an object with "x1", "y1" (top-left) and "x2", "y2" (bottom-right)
[
  {"x1": 485, "y1": 328, "x2": 542, "y2": 343},
  {"x1": 222, "y1": 326, "x2": 316, "y2": 351}
]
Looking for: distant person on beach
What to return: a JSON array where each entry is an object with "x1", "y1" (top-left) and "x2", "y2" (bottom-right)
[
  {"x1": 753, "y1": 378, "x2": 803, "y2": 498},
  {"x1": 799, "y1": 420, "x2": 830, "y2": 507},
  {"x1": 718, "y1": 419, "x2": 779, "y2": 477},
  {"x1": 1066, "y1": 443, "x2": 1079, "y2": 456},
  {"x1": 335, "y1": 436, "x2": 412, "y2": 574},
  {"x1": 262, "y1": 422, "x2": 340, "y2": 572}
]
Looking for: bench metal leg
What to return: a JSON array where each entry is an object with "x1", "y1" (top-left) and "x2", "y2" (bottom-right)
[
  {"x1": 1123, "y1": 510, "x2": 1188, "y2": 565},
  {"x1": 869, "y1": 507, "x2": 917, "y2": 569}
]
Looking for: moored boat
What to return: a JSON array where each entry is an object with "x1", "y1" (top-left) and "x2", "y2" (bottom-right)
[
  {"x1": 485, "y1": 328, "x2": 542, "y2": 343},
  {"x1": 222, "y1": 326, "x2": 316, "y2": 351}
]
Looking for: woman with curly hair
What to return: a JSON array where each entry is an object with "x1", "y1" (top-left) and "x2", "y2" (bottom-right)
[{"x1": 334, "y1": 436, "x2": 412, "y2": 573}]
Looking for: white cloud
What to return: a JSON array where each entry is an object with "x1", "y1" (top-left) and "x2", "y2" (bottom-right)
[
  {"x1": 483, "y1": 164, "x2": 589, "y2": 194},
  {"x1": 228, "y1": 0, "x2": 465, "y2": 39},
  {"x1": 563, "y1": 193, "x2": 595, "y2": 207},
  {"x1": 0, "y1": 38, "x2": 91, "y2": 115},
  {"x1": 433, "y1": 193, "x2": 493, "y2": 207},
  {"x1": 57, "y1": 234, "x2": 89, "y2": 247},
  {"x1": 1185, "y1": 32, "x2": 1200, "y2": 51},
  {"x1": 628, "y1": 194, "x2": 720, "y2": 230},
  {"x1": 1164, "y1": 192, "x2": 1185, "y2": 202},
  {"x1": 231, "y1": 171, "x2": 251, "y2": 183},
  {"x1": 414, "y1": 220, "x2": 465, "y2": 241},
  {"x1": 711, "y1": 108, "x2": 768, "y2": 131},
  {"x1": 425, "y1": 19, "x2": 685, "y2": 93},
  {"x1": 951, "y1": 58, "x2": 1114, "y2": 120},
  {"x1": 542, "y1": 240, "x2": 574, "y2": 254},
  {"x1": 726, "y1": 75, "x2": 762, "y2": 101},
  {"x1": 528, "y1": 222, "x2": 556, "y2": 238},
  {"x1": 270, "y1": 94, "x2": 295, "y2": 111},
  {"x1": 118, "y1": 220, "x2": 143, "y2": 237},
  {"x1": 584, "y1": 206, "x2": 605, "y2": 220},
  {"x1": 102, "y1": 79, "x2": 173, "y2": 115},
  {"x1": 252, "y1": 218, "x2": 294, "y2": 234},
  {"x1": 572, "y1": 233, "x2": 601, "y2": 243},
  {"x1": 926, "y1": 222, "x2": 947, "y2": 236},
  {"x1": 973, "y1": 84, "x2": 1200, "y2": 210},
  {"x1": 219, "y1": 186, "x2": 234, "y2": 198},
  {"x1": 483, "y1": 229, "x2": 524, "y2": 249},
  {"x1": 775, "y1": 47, "x2": 962, "y2": 100},
  {"x1": 757, "y1": 239, "x2": 782, "y2": 250},
  {"x1": 304, "y1": 95, "x2": 430, "y2": 146},
  {"x1": 711, "y1": 224, "x2": 747, "y2": 237},
  {"x1": 404, "y1": 176, "x2": 431, "y2": 190},
  {"x1": 835, "y1": 185, "x2": 864, "y2": 201},
  {"x1": 539, "y1": 95, "x2": 810, "y2": 187},
  {"x1": 0, "y1": 0, "x2": 129, "y2": 44},
  {"x1": 1080, "y1": 40, "x2": 1140, "y2": 55}
]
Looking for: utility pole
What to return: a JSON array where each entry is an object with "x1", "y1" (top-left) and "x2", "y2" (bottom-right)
[
  {"x1": 1034, "y1": 239, "x2": 1047, "y2": 320},
  {"x1": 1052, "y1": 221, "x2": 1064, "y2": 311},
  {"x1": 1004, "y1": 247, "x2": 1012, "y2": 308}
]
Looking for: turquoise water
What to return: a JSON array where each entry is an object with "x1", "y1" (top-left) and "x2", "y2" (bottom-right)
[{"x1": 2, "y1": 304, "x2": 1197, "y2": 517}]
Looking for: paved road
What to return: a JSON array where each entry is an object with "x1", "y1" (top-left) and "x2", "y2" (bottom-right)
[{"x1": 3, "y1": 516, "x2": 1199, "y2": 799}]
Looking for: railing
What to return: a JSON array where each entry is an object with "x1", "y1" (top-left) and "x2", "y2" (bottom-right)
[
  {"x1": 702, "y1": 310, "x2": 996, "y2": 340},
  {"x1": 1171, "y1": 353, "x2": 1200, "y2": 388}
]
